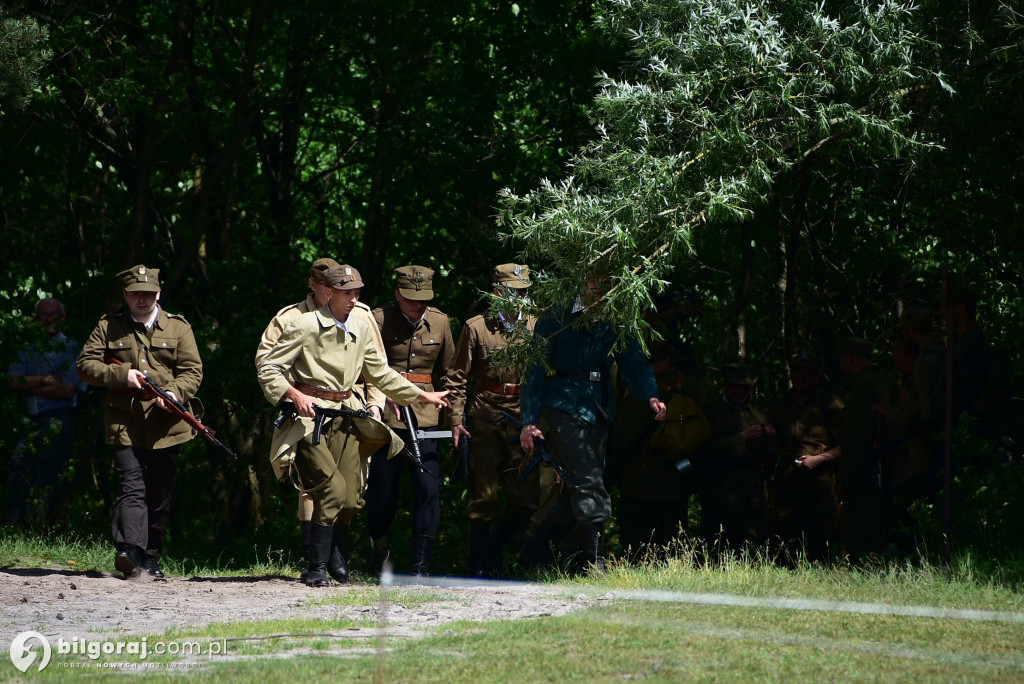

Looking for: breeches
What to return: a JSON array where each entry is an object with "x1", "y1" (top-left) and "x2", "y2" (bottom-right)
[
  {"x1": 540, "y1": 407, "x2": 610, "y2": 526},
  {"x1": 293, "y1": 419, "x2": 365, "y2": 526}
]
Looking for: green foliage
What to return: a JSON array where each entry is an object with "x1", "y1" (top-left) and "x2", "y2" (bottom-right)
[
  {"x1": 498, "y1": 0, "x2": 938, "y2": 349},
  {"x1": 0, "y1": 8, "x2": 51, "y2": 113}
]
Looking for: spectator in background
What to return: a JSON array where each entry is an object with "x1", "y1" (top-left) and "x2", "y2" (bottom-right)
[{"x1": 6, "y1": 298, "x2": 87, "y2": 526}]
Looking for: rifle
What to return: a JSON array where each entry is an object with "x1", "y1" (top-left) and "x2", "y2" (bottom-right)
[
  {"x1": 143, "y1": 379, "x2": 237, "y2": 459},
  {"x1": 401, "y1": 404, "x2": 439, "y2": 482},
  {"x1": 456, "y1": 414, "x2": 471, "y2": 482},
  {"x1": 493, "y1": 410, "x2": 572, "y2": 486},
  {"x1": 103, "y1": 353, "x2": 236, "y2": 459},
  {"x1": 274, "y1": 401, "x2": 372, "y2": 446}
]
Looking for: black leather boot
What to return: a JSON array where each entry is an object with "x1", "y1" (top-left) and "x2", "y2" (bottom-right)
[
  {"x1": 578, "y1": 522, "x2": 607, "y2": 577},
  {"x1": 409, "y1": 535, "x2": 434, "y2": 577},
  {"x1": 114, "y1": 543, "x2": 144, "y2": 579},
  {"x1": 299, "y1": 520, "x2": 312, "y2": 583},
  {"x1": 468, "y1": 521, "x2": 491, "y2": 578},
  {"x1": 305, "y1": 522, "x2": 333, "y2": 587},
  {"x1": 143, "y1": 553, "x2": 165, "y2": 579},
  {"x1": 327, "y1": 525, "x2": 349, "y2": 583},
  {"x1": 369, "y1": 536, "x2": 390, "y2": 577}
]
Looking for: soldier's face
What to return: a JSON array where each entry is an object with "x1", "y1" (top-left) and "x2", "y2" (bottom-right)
[
  {"x1": 330, "y1": 289, "x2": 361, "y2": 318},
  {"x1": 124, "y1": 290, "x2": 160, "y2": 319},
  {"x1": 790, "y1": 366, "x2": 819, "y2": 392},
  {"x1": 395, "y1": 290, "x2": 428, "y2": 321},
  {"x1": 309, "y1": 279, "x2": 332, "y2": 308}
]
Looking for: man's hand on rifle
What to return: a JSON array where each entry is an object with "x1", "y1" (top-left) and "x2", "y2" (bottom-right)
[
  {"x1": 367, "y1": 405, "x2": 383, "y2": 421},
  {"x1": 452, "y1": 423, "x2": 471, "y2": 448},
  {"x1": 520, "y1": 423, "x2": 543, "y2": 451},
  {"x1": 127, "y1": 368, "x2": 147, "y2": 390},
  {"x1": 417, "y1": 389, "x2": 451, "y2": 411}
]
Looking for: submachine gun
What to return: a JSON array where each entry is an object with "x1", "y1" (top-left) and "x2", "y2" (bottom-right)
[
  {"x1": 274, "y1": 401, "x2": 372, "y2": 446},
  {"x1": 492, "y1": 410, "x2": 572, "y2": 487}
]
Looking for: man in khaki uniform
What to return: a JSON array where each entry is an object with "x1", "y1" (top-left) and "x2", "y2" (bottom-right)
[
  {"x1": 255, "y1": 257, "x2": 386, "y2": 582},
  {"x1": 770, "y1": 353, "x2": 844, "y2": 563},
  {"x1": 837, "y1": 337, "x2": 898, "y2": 561},
  {"x1": 442, "y1": 263, "x2": 550, "y2": 577},
  {"x1": 78, "y1": 265, "x2": 203, "y2": 579},
  {"x1": 258, "y1": 265, "x2": 450, "y2": 587},
  {"x1": 368, "y1": 265, "x2": 455, "y2": 576}
]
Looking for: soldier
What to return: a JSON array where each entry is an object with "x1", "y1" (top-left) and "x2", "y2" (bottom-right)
[
  {"x1": 885, "y1": 308, "x2": 944, "y2": 531},
  {"x1": 257, "y1": 265, "x2": 450, "y2": 587},
  {"x1": 442, "y1": 263, "x2": 552, "y2": 577},
  {"x1": 609, "y1": 298, "x2": 710, "y2": 562},
  {"x1": 769, "y1": 354, "x2": 843, "y2": 563},
  {"x1": 692, "y1": 364, "x2": 774, "y2": 556},
  {"x1": 836, "y1": 336, "x2": 898, "y2": 561},
  {"x1": 519, "y1": 276, "x2": 666, "y2": 575},
  {"x1": 255, "y1": 257, "x2": 387, "y2": 583},
  {"x1": 77, "y1": 265, "x2": 203, "y2": 579},
  {"x1": 367, "y1": 265, "x2": 455, "y2": 576}
]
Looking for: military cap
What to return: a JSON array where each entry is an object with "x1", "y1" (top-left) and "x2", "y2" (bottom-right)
[
  {"x1": 837, "y1": 336, "x2": 873, "y2": 358},
  {"x1": 325, "y1": 264, "x2": 364, "y2": 290},
  {"x1": 118, "y1": 265, "x2": 161, "y2": 292},
  {"x1": 494, "y1": 263, "x2": 531, "y2": 289},
  {"x1": 722, "y1": 363, "x2": 756, "y2": 385},
  {"x1": 788, "y1": 351, "x2": 822, "y2": 369},
  {"x1": 395, "y1": 265, "x2": 434, "y2": 301},
  {"x1": 310, "y1": 258, "x2": 341, "y2": 284},
  {"x1": 898, "y1": 307, "x2": 933, "y2": 334}
]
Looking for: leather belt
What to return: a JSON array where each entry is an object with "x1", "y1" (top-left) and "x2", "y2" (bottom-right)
[
  {"x1": 480, "y1": 380, "x2": 521, "y2": 395},
  {"x1": 556, "y1": 369, "x2": 603, "y2": 382},
  {"x1": 295, "y1": 383, "x2": 352, "y2": 402},
  {"x1": 400, "y1": 372, "x2": 433, "y2": 384}
]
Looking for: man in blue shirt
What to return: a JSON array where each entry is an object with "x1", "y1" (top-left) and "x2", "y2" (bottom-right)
[
  {"x1": 519, "y1": 278, "x2": 666, "y2": 574},
  {"x1": 6, "y1": 298, "x2": 87, "y2": 526}
]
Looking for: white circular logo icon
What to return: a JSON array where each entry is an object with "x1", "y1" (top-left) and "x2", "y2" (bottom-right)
[{"x1": 9, "y1": 631, "x2": 52, "y2": 673}]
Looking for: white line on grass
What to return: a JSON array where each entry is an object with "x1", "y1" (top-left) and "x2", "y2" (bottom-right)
[{"x1": 384, "y1": 574, "x2": 1024, "y2": 623}]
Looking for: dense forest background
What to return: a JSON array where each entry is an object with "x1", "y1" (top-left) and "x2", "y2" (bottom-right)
[{"x1": 1, "y1": 0, "x2": 1021, "y2": 572}]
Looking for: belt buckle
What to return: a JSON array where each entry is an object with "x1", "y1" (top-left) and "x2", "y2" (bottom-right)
[
  {"x1": 588, "y1": 371, "x2": 601, "y2": 382},
  {"x1": 503, "y1": 383, "x2": 513, "y2": 394}
]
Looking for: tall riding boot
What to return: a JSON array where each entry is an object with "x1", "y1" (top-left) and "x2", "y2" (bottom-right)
[
  {"x1": 489, "y1": 519, "x2": 523, "y2": 578},
  {"x1": 520, "y1": 511, "x2": 569, "y2": 570},
  {"x1": 305, "y1": 522, "x2": 333, "y2": 587},
  {"x1": 409, "y1": 535, "x2": 434, "y2": 577},
  {"x1": 468, "y1": 521, "x2": 492, "y2": 578},
  {"x1": 578, "y1": 522, "x2": 607, "y2": 577},
  {"x1": 369, "y1": 536, "x2": 390, "y2": 577},
  {"x1": 328, "y1": 525, "x2": 349, "y2": 583},
  {"x1": 299, "y1": 520, "x2": 312, "y2": 583}
]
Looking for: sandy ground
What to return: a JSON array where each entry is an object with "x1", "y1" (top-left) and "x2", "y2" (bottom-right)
[{"x1": 0, "y1": 567, "x2": 597, "y2": 650}]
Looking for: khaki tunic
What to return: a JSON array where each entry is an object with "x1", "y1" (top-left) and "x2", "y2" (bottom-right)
[
  {"x1": 258, "y1": 306, "x2": 422, "y2": 465},
  {"x1": 442, "y1": 313, "x2": 534, "y2": 424},
  {"x1": 372, "y1": 303, "x2": 455, "y2": 429},
  {"x1": 77, "y1": 309, "x2": 203, "y2": 449},
  {"x1": 255, "y1": 294, "x2": 386, "y2": 409},
  {"x1": 442, "y1": 314, "x2": 548, "y2": 523}
]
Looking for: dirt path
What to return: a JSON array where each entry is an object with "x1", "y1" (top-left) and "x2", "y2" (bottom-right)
[{"x1": 0, "y1": 568, "x2": 596, "y2": 649}]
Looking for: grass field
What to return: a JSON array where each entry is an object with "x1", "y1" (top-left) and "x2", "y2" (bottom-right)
[{"x1": 3, "y1": 531, "x2": 1024, "y2": 682}]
